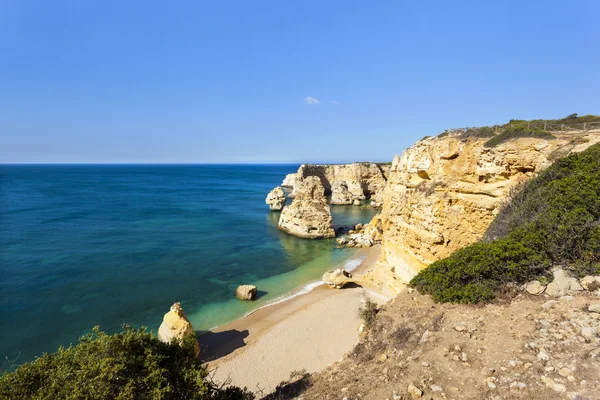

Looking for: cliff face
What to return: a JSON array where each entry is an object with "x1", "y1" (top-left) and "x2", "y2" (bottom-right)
[
  {"x1": 285, "y1": 163, "x2": 390, "y2": 202},
  {"x1": 367, "y1": 131, "x2": 600, "y2": 295}
]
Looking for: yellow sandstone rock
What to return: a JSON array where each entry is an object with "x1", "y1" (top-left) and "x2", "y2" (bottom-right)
[{"x1": 364, "y1": 130, "x2": 600, "y2": 294}]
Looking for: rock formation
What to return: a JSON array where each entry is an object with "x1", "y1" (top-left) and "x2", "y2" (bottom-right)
[
  {"x1": 331, "y1": 180, "x2": 365, "y2": 204},
  {"x1": 265, "y1": 186, "x2": 286, "y2": 211},
  {"x1": 282, "y1": 173, "x2": 297, "y2": 188},
  {"x1": 322, "y1": 268, "x2": 353, "y2": 289},
  {"x1": 363, "y1": 130, "x2": 600, "y2": 295},
  {"x1": 284, "y1": 163, "x2": 390, "y2": 202},
  {"x1": 278, "y1": 177, "x2": 335, "y2": 239},
  {"x1": 236, "y1": 285, "x2": 257, "y2": 301},
  {"x1": 158, "y1": 302, "x2": 200, "y2": 357}
]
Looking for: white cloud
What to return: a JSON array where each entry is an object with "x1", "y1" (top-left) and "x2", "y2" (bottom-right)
[
  {"x1": 304, "y1": 96, "x2": 321, "y2": 105},
  {"x1": 330, "y1": 100, "x2": 340, "y2": 105}
]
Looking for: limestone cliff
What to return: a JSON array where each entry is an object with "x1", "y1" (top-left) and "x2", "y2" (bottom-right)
[
  {"x1": 285, "y1": 162, "x2": 390, "y2": 201},
  {"x1": 278, "y1": 176, "x2": 335, "y2": 239},
  {"x1": 364, "y1": 130, "x2": 600, "y2": 295}
]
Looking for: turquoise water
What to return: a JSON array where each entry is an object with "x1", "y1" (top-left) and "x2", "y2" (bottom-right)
[{"x1": 0, "y1": 165, "x2": 377, "y2": 365}]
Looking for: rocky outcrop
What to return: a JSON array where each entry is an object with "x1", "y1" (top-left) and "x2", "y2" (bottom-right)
[
  {"x1": 236, "y1": 285, "x2": 257, "y2": 301},
  {"x1": 365, "y1": 131, "x2": 600, "y2": 295},
  {"x1": 331, "y1": 180, "x2": 364, "y2": 204},
  {"x1": 158, "y1": 302, "x2": 200, "y2": 357},
  {"x1": 545, "y1": 269, "x2": 583, "y2": 297},
  {"x1": 285, "y1": 163, "x2": 390, "y2": 202},
  {"x1": 278, "y1": 177, "x2": 335, "y2": 239},
  {"x1": 265, "y1": 187, "x2": 286, "y2": 211},
  {"x1": 282, "y1": 173, "x2": 297, "y2": 188},
  {"x1": 322, "y1": 268, "x2": 353, "y2": 289}
]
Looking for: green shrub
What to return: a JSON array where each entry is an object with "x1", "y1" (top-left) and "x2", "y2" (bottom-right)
[
  {"x1": 410, "y1": 143, "x2": 600, "y2": 303},
  {"x1": 461, "y1": 126, "x2": 496, "y2": 139},
  {"x1": 0, "y1": 326, "x2": 253, "y2": 400},
  {"x1": 484, "y1": 125, "x2": 554, "y2": 147},
  {"x1": 359, "y1": 299, "x2": 379, "y2": 328}
]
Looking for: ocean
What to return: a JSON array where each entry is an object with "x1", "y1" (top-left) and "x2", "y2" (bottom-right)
[{"x1": 0, "y1": 164, "x2": 377, "y2": 365}]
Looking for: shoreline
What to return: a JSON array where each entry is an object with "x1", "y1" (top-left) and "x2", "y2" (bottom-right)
[{"x1": 200, "y1": 245, "x2": 387, "y2": 393}]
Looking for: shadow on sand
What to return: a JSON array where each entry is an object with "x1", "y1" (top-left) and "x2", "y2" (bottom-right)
[{"x1": 198, "y1": 329, "x2": 250, "y2": 362}]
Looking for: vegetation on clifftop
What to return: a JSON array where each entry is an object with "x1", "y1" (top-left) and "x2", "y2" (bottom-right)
[
  {"x1": 0, "y1": 326, "x2": 253, "y2": 400},
  {"x1": 410, "y1": 143, "x2": 600, "y2": 303},
  {"x1": 437, "y1": 114, "x2": 600, "y2": 147}
]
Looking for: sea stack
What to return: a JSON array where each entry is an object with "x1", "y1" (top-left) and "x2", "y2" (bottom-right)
[
  {"x1": 265, "y1": 186, "x2": 286, "y2": 211},
  {"x1": 158, "y1": 302, "x2": 200, "y2": 357},
  {"x1": 278, "y1": 176, "x2": 335, "y2": 239}
]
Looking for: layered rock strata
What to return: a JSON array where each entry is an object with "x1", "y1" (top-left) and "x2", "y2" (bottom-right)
[
  {"x1": 365, "y1": 130, "x2": 600, "y2": 295},
  {"x1": 278, "y1": 177, "x2": 335, "y2": 239}
]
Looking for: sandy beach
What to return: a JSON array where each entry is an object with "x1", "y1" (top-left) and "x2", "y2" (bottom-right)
[{"x1": 200, "y1": 246, "x2": 388, "y2": 394}]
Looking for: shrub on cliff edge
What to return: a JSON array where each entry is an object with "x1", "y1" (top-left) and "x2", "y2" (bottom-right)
[
  {"x1": 410, "y1": 143, "x2": 600, "y2": 303},
  {"x1": 0, "y1": 326, "x2": 253, "y2": 400}
]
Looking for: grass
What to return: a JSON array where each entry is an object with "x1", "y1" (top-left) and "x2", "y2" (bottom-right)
[{"x1": 410, "y1": 143, "x2": 600, "y2": 303}]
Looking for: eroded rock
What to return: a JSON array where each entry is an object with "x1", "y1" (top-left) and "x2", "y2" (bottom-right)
[
  {"x1": 265, "y1": 186, "x2": 287, "y2": 211},
  {"x1": 278, "y1": 177, "x2": 335, "y2": 239},
  {"x1": 322, "y1": 268, "x2": 353, "y2": 289},
  {"x1": 546, "y1": 269, "x2": 583, "y2": 297},
  {"x1": 158, "y1": 302, "x2": 200, "y2": 357},
  {"x1": 236, "y1": 285, "x2": 257, "y2": 301}
]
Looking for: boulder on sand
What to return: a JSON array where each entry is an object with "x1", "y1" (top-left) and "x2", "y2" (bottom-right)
[
  {"x1": 322, "y1": 269, "x2": 353, "y2": 289},
  {"x1": 236, "y1": 285, "x2": 258, "y2": 301},
  {"x1": 158, "y1": 302, "x2": 200, "y2": 357}
]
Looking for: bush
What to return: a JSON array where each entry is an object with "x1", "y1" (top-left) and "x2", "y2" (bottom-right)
[
  {"x1": 410, "y1": 143, "x2": 600, "y2": 303},
  {"x1": 484, "y1": 125, "x2": 554, "y2": 147},
  {"x1": 0, "y1": 326, "x2": 254, "y2": 400},
  {"x1": 461, "y1": 126, "x2": 496, "y2": 139},
  {"x1": 359, "y1": 299, "x2": 379, "y2": 328}
]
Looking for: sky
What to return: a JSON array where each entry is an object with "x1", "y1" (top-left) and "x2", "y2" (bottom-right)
[{"x1": 0, "y1": 1, "x2": 599, "y2": 164}]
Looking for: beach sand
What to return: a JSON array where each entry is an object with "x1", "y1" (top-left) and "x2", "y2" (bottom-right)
[{"x1": 200, "y1": 246, "x2": 387, "y2": 394}]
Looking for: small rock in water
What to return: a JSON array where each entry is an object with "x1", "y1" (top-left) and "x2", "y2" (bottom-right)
[{"x1": 236, "y1": 285, "x2": 257, "y2": 301}]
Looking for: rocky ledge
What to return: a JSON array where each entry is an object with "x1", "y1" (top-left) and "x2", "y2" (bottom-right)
[{"x1": 278, "y1": 177, "x2": 335, "y2": 239}]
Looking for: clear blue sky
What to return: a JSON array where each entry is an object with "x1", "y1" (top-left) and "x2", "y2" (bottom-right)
[{"x1": 1, "y1": 1, "x2": 599, "y2": 163}]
